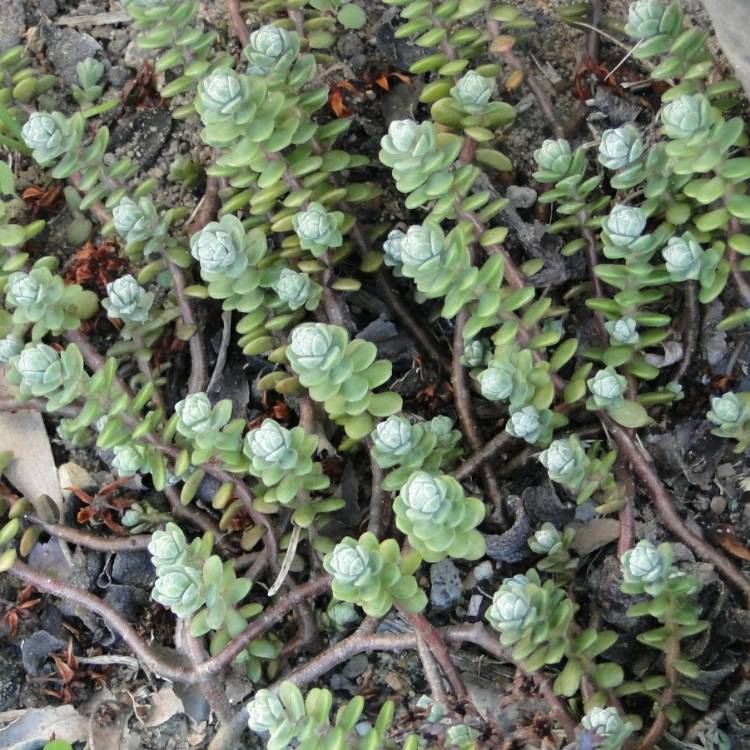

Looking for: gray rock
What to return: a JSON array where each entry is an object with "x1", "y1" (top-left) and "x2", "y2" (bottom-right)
[
  {"x1": 472, "y1": 561, "x2": 493, "y2": 582},
  {"x1": 21, "y1": 631, "x2": 66, "y2": 676},
  {"x1": 41, "y1": 22, "x2": 102, "y2": 85},
  {"x1": 39, "y1": 0, "x2": 59, "y2": 17},
  {"x1": 124, "y1": 39, "x2": 152, "y2": 70},
  {"x1": 429, "y1": 559, "x2": 462, "y2": 611},
  {"x1": 103, "y1": 584, "x2": 149, "y2": 622},
  {"x1": 108, "y1": 65, "x2": 131, "y2": 89},
  {"x1": 702, "y1": 0, "x2": 750, "y2": 97},
  {"x1": 506, "y1": 185, "x2": 537, "y2": 210},
  {"x1": 109, "y1": 108, "x2": 173, "y2": 168},
  {"x1": 0, "y1": 0, "x2": 24, "y2": 55},
  {"x1": 112, "y1": 550, "x2": 156, "y2": 588},
  {"x1": 0, "y1": 647, "x2": 21, "y2": 710},
  {"x1": 341, "y1": 653, "x2": 369, "y2": 679}
]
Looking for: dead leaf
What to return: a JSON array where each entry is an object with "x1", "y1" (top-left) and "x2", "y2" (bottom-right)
[
  {"x1": 644, "y1": 341, "x2": 683, "y2": 368},
  {"x1": 570, "y1": 518, "x2": 620, "y2": 556},
  {"x1": 86, "y1": 690, "x2": 140, "y2": 750},
  {"x1": 143, "y1": 687, "x2": 184, "y2": 728},
  {"x1": 0, "y1": 704, "x2": 88, "y2": 748},
  {"x1": 0, "y1": 367, "x2": 63, "y2": 514},
  {"x1": 708, "y1": 525, "x2": 750, "y2": 562}
]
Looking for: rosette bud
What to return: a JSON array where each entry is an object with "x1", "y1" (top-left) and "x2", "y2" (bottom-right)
[
  {"x1": 450, "y1": 70, "x2": 496, "y2": 113},
  {"x1": 598, "y1": 125, "x2": 644, "y2": 170}
]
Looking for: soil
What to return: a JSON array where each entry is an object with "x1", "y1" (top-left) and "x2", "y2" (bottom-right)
[{"x1": 1, "y1": 1, "x2": 750, "y2": 749}]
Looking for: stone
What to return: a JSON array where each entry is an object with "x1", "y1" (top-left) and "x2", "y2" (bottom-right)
[
  {"x1": 701, "y1": 0, "x2": 750, "y2": 97},
  {"x1": 112, "y1": 550, "x2": 156, "y2": 588},
  {"x1": 41, "y1": 22, "x2": 102, "y2": 85},
  {"x1": 429, "y1": 559, "x2": 462, "y2": 611},
  {"x1": 21, "y1": 630, "x2": 66, "y2": 677},
  {"x1": 0, "y1": 0, "x2": 24, "y2": 55},
  {"x1": 341, "y1": 653, "x2": 369, "y2": 679},
  {"x1": 472, "y1": 560, "x2": 494, "y2": 582}
]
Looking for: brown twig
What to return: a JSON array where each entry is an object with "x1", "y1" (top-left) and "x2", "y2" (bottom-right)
[
  {"x1": 415, "y1": 631, "x2": 448, "y2": 705},
  {"x1": 602, "y1": 414, "x2": 750, "y2": 605},
  {"x1": 675, "y1": 280, "x2": 699, "y2": 383},
  {"x1": 366, "y1": 437, "x2": 389, "y2": 538},
  {"x1": 227, "y1": 0, "x2": 250, "y2": 46},
  {"x1": 397, "y1": 605, "x2": 468, "y2": 702},
  {"x1": 614, "y1": 458, "x2": 635, "y2": 556},
  {"x1": 453, "y1": 430, "x2": 514, "y2": 481},
  {"x1": 186, "y1": 175, "x2": 221, "y2": 234},
  {"x1": 0, "y1": 398, "x2": 79, "y2": 418},
  {"x1": 728, "y1": 218, "x2": 750, "y2": 306},
  {"x1": 161, "y1": 252, "x2": 207, "y2": 394},
  {"x1": 452, "y1": 311, "x2": 506, "y2": 524},
  {"x1": 639, "y1": 624, "x2": 679, "y2": 750},
  {"x1": 27, "y1": 515, "x2": 151, "y2": 552}
]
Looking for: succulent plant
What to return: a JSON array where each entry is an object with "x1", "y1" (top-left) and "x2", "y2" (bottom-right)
[
  {"x1": 533, "y1": 139, "x2": 573, "y2": 182},
  {"x1": 539, "y1": 437, "x2": 589, "y2": 489},
  {"x1": 0, "y1": 334, "x2": 23, "y2": 363},
  {"x1": 370, "y1": 415, "x2": 462, "y2": 490},
  {"x1": 112, "y1": 443, "x2": 150, "y2": 477},
  {"x1": 194, "y1": 68, "x2": 251, "y2": 146},
  {"x1": 153, "y1": 567, "x2": 206, "y2": 617},
  {"x1": 286, "y1": 323, "x2": 402, "y2": 439},
  {"x1": 5, "y1": 266, "x2": 98, "y2": 338},
  {"x1": 460, "y1": 338, "x2": 488, "y2": 367},
  {"x1": 244, "y1": 25, "x2": 300, "y2": 79},
  {"x1": 243, "y1": 418, "x2": 333, "y2": 523},
  {"x1": 323, "y1": 532, "x2": 426, "y2": 617},
  {"x1": 624, "y1": 0, "x2": 667, "y2": 39},
  {"x1": 605, "y1": 317, "x2": 639, "y2": 345},
  {"x1": 587, "y1": 368, "x2": 627, "y2": 408},
  {"x1": 393, "y1": 471, "x2": 485, "y2": 562},
  {"x1": 621, "y1": 539, "x2": 672, "y2": 593},
  {"x1": 246, "y1": 682, "x2": 405, "y2": 750},
  {"x1": 175, "y1": 392, "x2": 242, "y2": 460},
  {"x1": 505, "y1": 405, "x2": 554, "y2": 445},
  {"x1": 601, "y1": 205, "x2": 647, "y2": 250},
  {"x1": 292, "y1": 202, "x2": 344, "y2": 258},
  {"x1": 190, "y1": 214, "x2": 250, "y2": 278},
  {"x1": 382, "y1": 228, "x2": 406, "y2": 268},
  {"x1": 598, "y1": 125, "x2": 644, "y2": 170},
  {"x1": 21, "y1": 112, "x2": 70, "y2": 164},
  {"x1": 112, "y1": 196, "x2": 164, "y2": 246},
  {"x1": 661, "y1": 94, "x2": 715, "y2": 140},
  {"x1": 102, "y1": 275, "x2": 154, "y2": 323},
  {"x1": 706, "y1": 392, "x2": 750, "y2": 451},
  {"x1": 476, "y1": 364, "x2": 514, "y2": 401},
  {"x1": 528, "y1": 523, "x2": 577, "y2": 575},
  {"x1": 485, "y1": 573, "x2": 538, "y2": 642},
  {"x1": 450, "y1": 70, "x2": 496, "y2": 114},
  {"x1": 271, "y1": 268, "x2": 320, "y2": 311},
  {"x1": 662, "y1": 234, "x2": 703, "y2": 281},
  {"x1": 7, "y1": 343, "x2": 86, "y2": 411},
  {"x1": 581, "y1": 706, "x2": 633, "y2": 750}
]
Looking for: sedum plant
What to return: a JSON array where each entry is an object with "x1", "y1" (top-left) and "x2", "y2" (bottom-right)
[
  {"x1": 246, "y1": 681, "x2": 434, "y2": 750},
  {"x1": 369, "y1": 414, "x2": 462, "y2": 490},
  {"x1": 706, "y1": 392, "x2": 750, "y2": 452},
  {"x1": 286, "y1": 323, "x2": 402, "y2": 439},
  {"x1": 393, "y1": 471, "x2": 485, "y2": 563},
  {"x1": 323, "y1": 532, "x2": 426, "y2": 617}
]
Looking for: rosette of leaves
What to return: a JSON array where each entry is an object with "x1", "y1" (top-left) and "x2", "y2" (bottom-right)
[
  {"x1": 661, "y1": 233, "x2": 724, "y2": 302},
  {"x1": 620, "y1": 540, "x2": 708, "y2": 723},
  {"x1": 243, "y1": 419, "x2": 342, "y2": 527},
  {"x1": 486, "y1": 570, "x2": 623, "y2": 697},
  {"x1": 323, "y1": 532, "x2": 426, "y2": 617},
  {"x1": 112, "y1": 197, "x2": 168, "y2": 255},
  {"x1": 581, "y1": 707, "x2": 633, "y2": 750},
  {"x1": 4, "y1": 264, "x2": 98, "y2": 339},
  {"x1": 20, "y1": 112, "x2": 78, "y2": 165},
  {"x1": 247, "y1": 682, "x2": 404, "y2": 750},
  {"x1": 474, "y1": 340, "x2": 556, "y2": 411},
  {"x1": 101, "y1": 275, "x2": 154, "y2": 324},
  {"x1": 121, "y1": 501, "x2": 172, "y2": 534},
  {"x1": 149, "y1": 523, "x2": 276, "y2": 679},
  {"x1": 285, "y1": 323, "x2": 402, "y2": 439},
  {"x1": 7, "y1": 343, "x2": 86, "y2": 412},
  {"x1": 393, "y1": 471, "x2": 485, "y2": 563},
  {"x1": 189, "y1": 214, "x2": 273, "y2": 317},
  {"x1": 586, "y1": 367, "x2": 652, "y2": 429},
  {"x1": 539, "y1": 435, "x2": 624, "y2": 514},
  {"x1": 175, "y1": 392, "x2": 245, "y2": 465},
  {"x1": 369, "y1": 415, "x2": 462, "y2": 490},
  {"x1": 388, "y1": 221, "x2": 507, "y2": 338},
  {"x1": 706, "y1": 392, "x2": 750, "y2": 453},
  {"x1": 244, "y1": 25, "x2": 300, "y2": 81},
  {"x1": 624, "y1": 0, "x2": 730, "y2": 91},
  {"x1": 292, "y1": 202, "x2": 344, "y2": 258},
  {"x1": 527, "y1": 523, "x2": 576, "y2": 576},
  {"x1": 378, "y1": 120, "x2": 464, "y2": 214},
  {"x1": 0, "y1": 334, "x2": 23, "y2": 363},
  {"x1": 270, "y1": 268, "x2": 321, "y2": 312},
  {"x1": 72, "y1": 58, "x2": 104, "y2": 105},
  {"x1": 420, "y1": 69, "x2": 516, "y2": 153},
  {"x1": 505, "y1": 405, "x2": 559, "y2": 446}
]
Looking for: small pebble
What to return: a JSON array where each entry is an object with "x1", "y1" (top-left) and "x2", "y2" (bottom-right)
[
  {"x1": 710, "y1": 495, "x2": 727, "y2": 515},
  {"x1": 430, "y1": 559, "x2": 462, "y2": 611},
  {"x1": 472, "y1": 561, "x2": 494, "y2": 582},
  {"x1": 467, "y1": 594, "x2": 484, "y2": 619}
]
